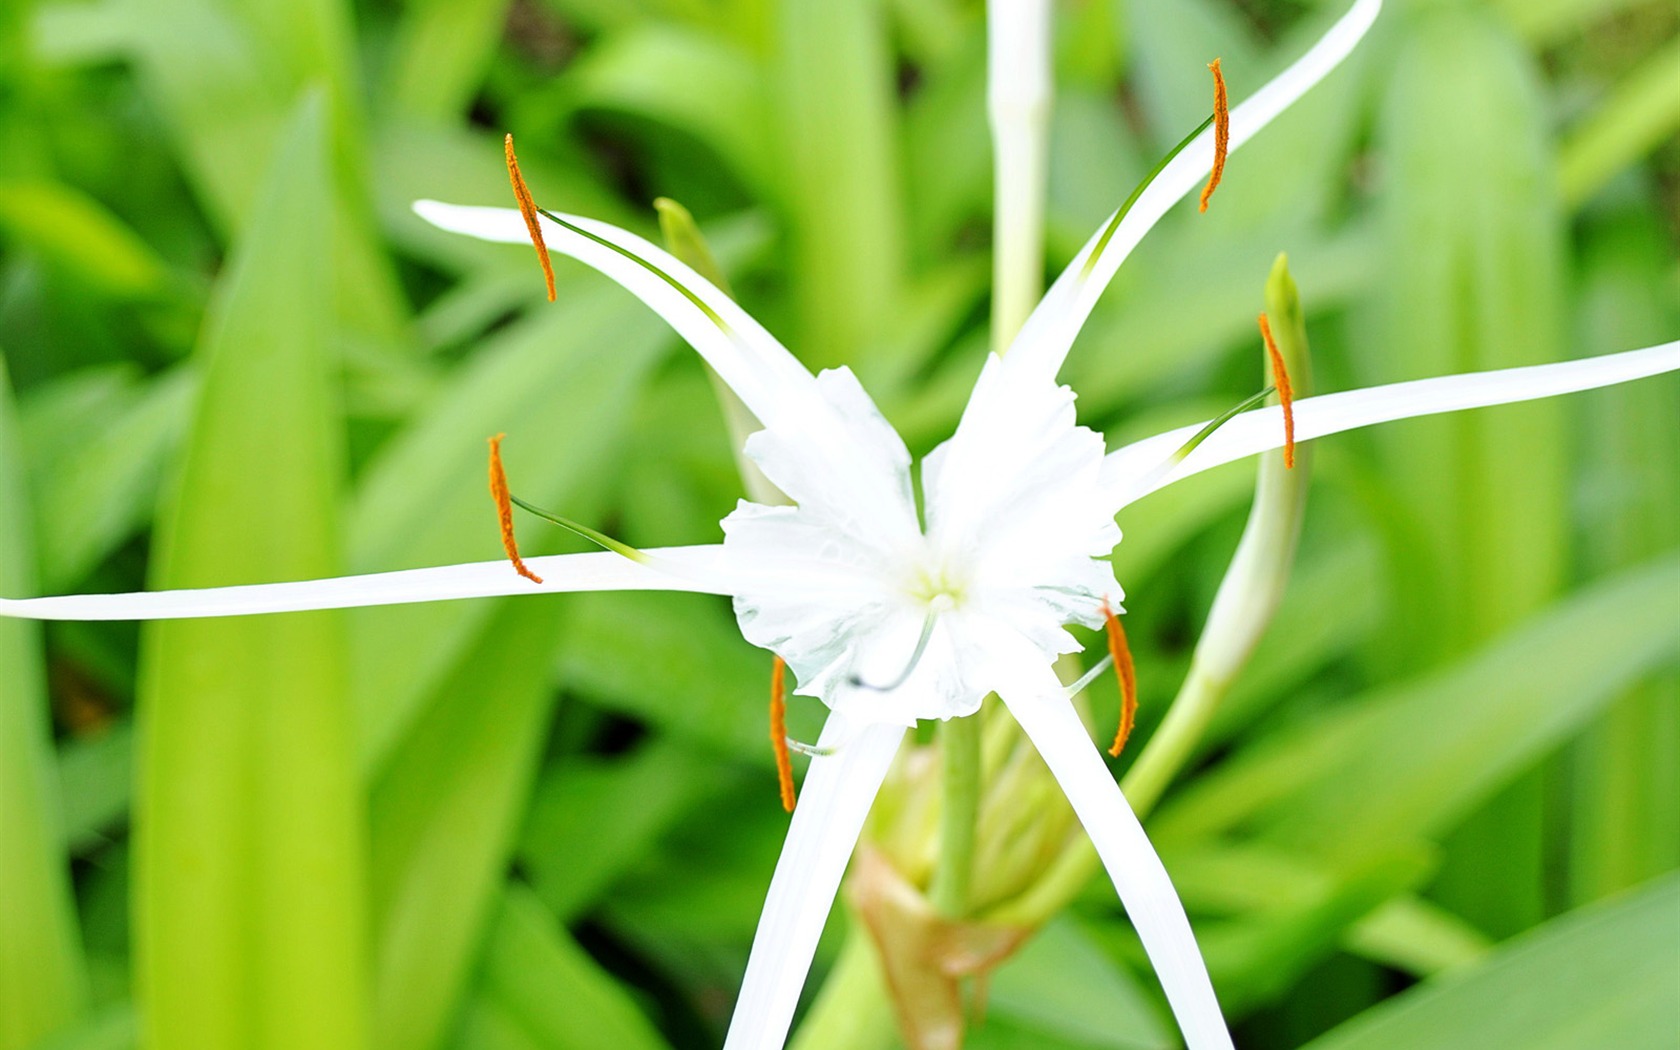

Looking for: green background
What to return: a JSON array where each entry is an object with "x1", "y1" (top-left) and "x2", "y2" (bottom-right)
[{"x1": 0, "y1": 0, "x2": 1676, "y2": 1047}]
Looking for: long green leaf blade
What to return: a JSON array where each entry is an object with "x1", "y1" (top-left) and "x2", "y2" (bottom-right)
[
  {"x1": 1158, "y1": 556, "x2": 1680, "y2": 860},
  {"x1": 1302, "y1": 874, "x2": 1680, "y2": 1050},
  {"x1": 1566, "y1": 202, "x2": 1680, "y2": 904},
  {"x1": 774, "y1": 0, "x2": 906, "y2": 371},
  {"x1": 135, "y1": 93, "x2": 366, "y2": 1050},
  {"x1": 454, "y1": 886, "x2": 670, "y2": 1050},
  {"x1": 1369, "y1": 6, "x2": 1570, "y2": 937},
  {"x1": 0, "y1": 357, "x2": 88, "y2": 1049},
  {"x1": 368, "y1": 599, "x2": 566, "y2": 1050}
]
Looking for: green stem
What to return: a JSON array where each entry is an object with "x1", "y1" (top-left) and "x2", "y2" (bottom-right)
[
  {"x1": 930, "y1": 713, "x2": 983, "y2": 916},
  {"x1": 786, "y1": 933, "x2": 899, "y2": 1050},
  {"x1": 1120, "y1": 668, "x2": 1224, "y2": 816}
]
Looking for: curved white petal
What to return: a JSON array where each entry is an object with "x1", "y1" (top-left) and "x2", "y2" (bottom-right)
[
  {"x1": 741, "y1": 366, "x2": 921, "y2": 545},
  {"x1": 413, "y1": 200, "x2": 819, "y2": 428},
  {"x1": 1105, "y1": 339, "x2": 1680, "y2": 509},
  {"x1": 1007, "y1": 0, "x2": 1382, "y2": 382},
  {"x1": 0, "y1": 545, "x2": 749, "y2": 621},
  {"x1": 925, "y1": 353, "x2": 1119, "y2": 578},
  {"x1": 723, "y1": 715, "x2": 906, "y2": 1050},
  {"x1": 997, "y1": 657, "x2": 1233, "y2": 1050},
  {"x1": 917, "y1": 352, "x2": 1121, "y2": 663}
]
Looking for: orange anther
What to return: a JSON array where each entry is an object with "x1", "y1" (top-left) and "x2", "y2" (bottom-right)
[
  {"x1": 1102, "y1": 601, "x2": 1139, "y2": 758},
  {"x1": 1257, "y1": 312, "x2": 1296, "y2": 468},
  {"x1": 488, "y1": 434, "x2": 543, "y2": 584},
  {"x1": 505, "y1": 133, "x2": 556, "y2": 302},
  {"x1": 770, "y1": 656, "x2": 797, "y2": 812},
  {"x1": 1199, "y1": 58, "x2": 1230, "y2": 213}
]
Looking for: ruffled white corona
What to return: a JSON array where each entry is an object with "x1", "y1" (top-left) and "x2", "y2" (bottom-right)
[
  {"x1": 725, "y1": 352, "x2": 1122, "y2": 728},
  {"x1": 6, "y1": 2, "x2": 1680, "y2": 1049}
]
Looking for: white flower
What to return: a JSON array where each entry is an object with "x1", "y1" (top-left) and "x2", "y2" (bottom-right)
[{"x1": 6, "y1": 0, "x2": 1680, "y2": 1047}]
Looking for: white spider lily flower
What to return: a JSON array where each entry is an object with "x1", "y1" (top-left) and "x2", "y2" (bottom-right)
[{"x1": 5, "y1": 0, "x2": 1680, "y2": 1047}]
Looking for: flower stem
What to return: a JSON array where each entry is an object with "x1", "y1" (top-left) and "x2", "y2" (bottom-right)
[
  {"x1": 941, "y1": 0, "x2": 1054, "y2": 933},
  {"x1": 988, "y1": 0, "x2": 1052, "y2": 353},
  {"x1": 1120, "y1": 668, "x2": 1223, "y2": 816},
  {"x1": 931, "y1": 713, "x2": 983, "y2": 916}
]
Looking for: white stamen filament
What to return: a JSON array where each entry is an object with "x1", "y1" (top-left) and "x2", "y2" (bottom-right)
[
  {"x1": 846, "y1": 604, "x2": 945, "y2": 692},
  {"x1": 1065, "y1": 652, "x2": 1116, "y2": 698}
]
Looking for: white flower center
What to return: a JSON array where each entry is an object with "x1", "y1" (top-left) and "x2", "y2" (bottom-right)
[{"x1": 724, "y1": 355, "x2": 1123, "y2": 728}]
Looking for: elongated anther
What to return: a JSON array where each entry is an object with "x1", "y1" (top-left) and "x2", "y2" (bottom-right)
[
  {"x1": 488, "y1": 434, "x2": 543, "y2": 584},
  {"x1": 1258, "y1": 312, "x2": 1296, "y2": 468},
  {"x1": 770, "y1": 656, "x2": 797, "y2": 812},
  {"x1": 1102, "y1": 601, "x2": 1139, "y2": 758},
  {"x1": 505, "y1": 133, "x2": 556, "y2": 302},
  {"x1": 1199, "y1": 58, "x2": 1230, "y2": 213}
]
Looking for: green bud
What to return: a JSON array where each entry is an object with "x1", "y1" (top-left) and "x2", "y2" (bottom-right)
[
  {"x1": 1123, "y1": 251, "x2": 1314, "y2": 814},
  {"x1": 653, "y1": 198, "x2": 786, "y2": 506},
  {"x1": 654, "y1": 197, "x2": 733, "y2": 295}
]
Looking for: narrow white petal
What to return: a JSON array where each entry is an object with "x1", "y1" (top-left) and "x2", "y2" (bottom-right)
[
  {"x1": 1007, "y1": 0, "x2": 1382, "y2": 381},
  {"x1": 1105, "y1": 339, "x2": 1680, "y2": 508},
  {"x1": 413, "y1": 200, "x2": 818, "y2": 428},
  {"x1": 0, "y1": 545, "x2": 747, "y2": 621},
  {"x1": 998, "y1": 660, "x2": 1233, "y2": 1050},
  {"x1": 724, "y1": 716, "x2": 906, "y2": 1050}
]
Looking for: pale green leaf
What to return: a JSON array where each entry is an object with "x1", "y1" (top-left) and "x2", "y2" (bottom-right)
[
  {"x1": 453, "y1": 885, "x2": 670, "y2": 1050},
  {"x1": 1368, "y1": 6, "x2": 1570, "y2": 937},
  {"x1": 773, "y1": 0, "x2": 906, "y2": 372},
  {"x1": 135, "y1": 93, "x2": 366, "y2": 1050},
  {"x1": 1157, "y1": 557, "x2": 1680, "y2": 863},
  {"x1": 518, "y1": 739, "x2": 726, "y2": 921},
  {"x1": 368, "y1": 598, "x2": 566, "y2": 1050},
  {"x1": 980, "y1": 919, "x2": 1173, "y2": 1050},
  {"x1": 1303, "y1": 874, "x2": 1680, "y2": 1050},
  {"x1": 347, "y1": 291, "x2": 667, "y2": 770},
  {"x1": 1559, "y1": 34, "x2": 1680, "y2": 206},
  {"x1": 0, "y1": 181, "x2": 174, "y2": 300},
  {"x1": 382, "y1": 0, "x2": 513, "y2": 123},
  {"x1": 0, "y1": 357, "x2": 88, "y2": 1050}
]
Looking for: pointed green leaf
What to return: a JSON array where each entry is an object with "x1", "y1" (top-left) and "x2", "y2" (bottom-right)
[
  {"x1": 382, "y1": 0, "x2": 514, "y2": 123},
  {"x1": 1559, "y1": 35, "x2": 1680, "y2": 206},
  {"x1": 368, "y1": 598, "x2": 565, "y2": 1050},
  {"x1": 1158, "y1": 556, "x2": 1680, "y2": 865},
  {"x1": 347, "y1": 291, "x2": 667, "y2": 770},
  {"x1": 774, "y1": 0, "x2": 906, "y2": 371},
  {"x1": 28, "y1": 370, "x2": 194, "y2": 590},
  {"x1": 1303, "y1": 874, "x2": 1680, "y2": 1050},
  {"x1": 0, "y1": 180, "x2": 174, "y2": 300},
  {"x1": 120, "y1": 0, "x2": 405, "y2": 340},
  {"x1": 1370, "y1": 7, "x2": 1570, "y2": 937},
  {"x1": 1566, "y1": 201, "x2": 1680, "y2": 904},
  {"x1": 453, "y1": 886, "x2": 670, "y2": 1050},
  {"x1": 571, "y1": 25, "x2": 775, "y2": 195},
  {"x1": 135, "y1": 93, "x2": 366, "y2": 1050},
  {"x1": 0, "y1": 357, "x2": 88, "y2": 1050}
]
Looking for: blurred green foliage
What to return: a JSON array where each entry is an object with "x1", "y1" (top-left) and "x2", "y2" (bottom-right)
[{"x1": 0, "y1": 0, "x2": 1677, "y2": 1048}]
